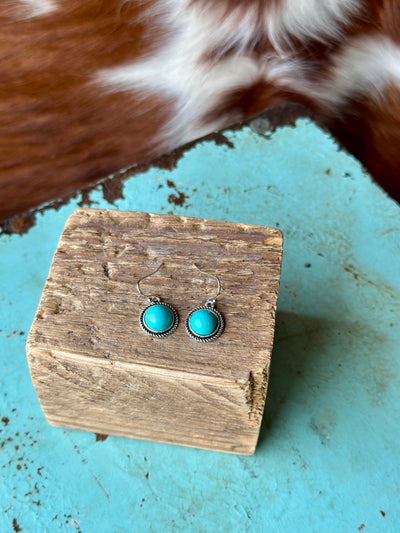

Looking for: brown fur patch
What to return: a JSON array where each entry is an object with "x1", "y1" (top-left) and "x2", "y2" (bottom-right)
[
  {"x1": 0, "y1": 0, "x2": 172, "y2": 219},
  {"x1": 0, "y1": 0, "x2": 400, "y2": 220},
  {"x1": 326, "y1": 83, "x2": 400, "y2": 200}
]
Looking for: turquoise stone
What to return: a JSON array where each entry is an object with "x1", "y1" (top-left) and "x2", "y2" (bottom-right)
[
  {"x1": 189, "y1": 309, "x2": 218, "y2": 337},
  {"x1": 144, "y1": 304, "x2": 173, "y2": 333}
]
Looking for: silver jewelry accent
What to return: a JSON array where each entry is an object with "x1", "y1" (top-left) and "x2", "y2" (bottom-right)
[
  {"x1": 137, "y1": 263, "x2": 179, "y2": 337},
  {"x1": 185, "y1": 265, "x2": 225, "y2": 342}
]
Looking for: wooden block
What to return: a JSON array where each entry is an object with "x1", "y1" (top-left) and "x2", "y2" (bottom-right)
[{"x1": 26, "y1": 209, "x2": 283, "y2": 454}]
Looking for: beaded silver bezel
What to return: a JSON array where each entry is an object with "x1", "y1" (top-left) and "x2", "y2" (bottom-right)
[
  {"x1": 185, "y1": 305, "x2": 224, "y2": 342},
  {"x1": 139, "y1": 301, "x2": 179, "y2": 337}
]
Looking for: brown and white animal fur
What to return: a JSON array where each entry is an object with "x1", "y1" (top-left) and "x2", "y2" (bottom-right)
[{"x1": 1, "y1": 0, "x2": 400, "y2": 220}]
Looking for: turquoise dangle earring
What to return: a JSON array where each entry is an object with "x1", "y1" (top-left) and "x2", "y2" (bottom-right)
[
  {"x1": 185, "y1": 265, "x2": 224, "y2": 342},
  {"x1": 137, "y1": 264, "x2": 179, "y2": 337}
]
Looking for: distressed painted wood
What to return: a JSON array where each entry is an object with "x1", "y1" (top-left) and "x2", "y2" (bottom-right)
[
  {"x1": 26, "y1": 208, "x2": 282, "y2": 454},
  {"x1": 1, "y1": 119, "x2": 399, "y2": 532}
]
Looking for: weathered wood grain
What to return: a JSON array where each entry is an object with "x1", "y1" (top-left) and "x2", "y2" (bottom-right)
[{"x1": 26, "y1": 209, "x2": 283, "y2": 454}]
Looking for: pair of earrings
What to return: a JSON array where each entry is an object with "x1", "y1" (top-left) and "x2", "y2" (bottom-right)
[{"x1": 137, "y1": 263, "x2": 224, "y2": 342}]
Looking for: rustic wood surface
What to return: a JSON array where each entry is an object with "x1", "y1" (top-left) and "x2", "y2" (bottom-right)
[{"x1": 26, "y1": 208, "x2": 282, "y2": 454}]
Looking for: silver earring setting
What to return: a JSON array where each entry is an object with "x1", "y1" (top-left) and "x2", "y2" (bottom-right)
[
  {"x1": 137, "y1": 264, "x2": 179, "y2": 337},
  {"x1": 185, "y1": 265, "x2": 224, "y2": 342}
]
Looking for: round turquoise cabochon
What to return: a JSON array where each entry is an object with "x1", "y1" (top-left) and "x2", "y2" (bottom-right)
[
  {"x1": 144, "y1": 304, "x2": 173, "y2": 333},
  {"x1": 189, "y1": 309, "x2": 218, "y2": 337}
]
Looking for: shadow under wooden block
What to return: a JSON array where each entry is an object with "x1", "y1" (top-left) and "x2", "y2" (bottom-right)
[{"x1": 26, "y1": 209, "x2": 283, "y2": 454}]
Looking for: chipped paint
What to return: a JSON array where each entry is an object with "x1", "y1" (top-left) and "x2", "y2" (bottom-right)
[{"x1": 0, "y1": 118, "x2": 399, "y2": 532}]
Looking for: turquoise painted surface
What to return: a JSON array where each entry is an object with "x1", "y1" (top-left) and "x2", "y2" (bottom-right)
[{"x1": 1, "y1": 119, "x2": 399, "y2": 532}]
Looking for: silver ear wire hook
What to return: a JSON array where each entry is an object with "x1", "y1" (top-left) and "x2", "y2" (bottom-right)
[
  {"x1": 193, "y1": 263, "x2": 221, "y2": 307},
  {"x1": 137, "y1": 262, "x2": 164, "y2": 303},
  {"x1": 137, "y1": 262, "x2": 179, "y2": 337}
]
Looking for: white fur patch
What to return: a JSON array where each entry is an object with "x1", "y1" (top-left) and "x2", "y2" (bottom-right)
[
  {"x1": 97, "y1": 0, "x2": 336, "y2": 147},
  {"x1": 98, "y1": 53, "x2": 260, "y2": 146},
  {"x1": 95, "y1": 1, "x2": 265, "y2": 147},
  {"x1": 18, "y1": 0, "x2": 57, "y2": 19},
  {"x1": 95, "y1": 0, "x2": 394, "y2": 147},
  {"x1": 300, "y1": 35, "x2": 400, "y2": 107},
  {"x1": 269, "y1": 0, "x2": 362, "y2": 49}
]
